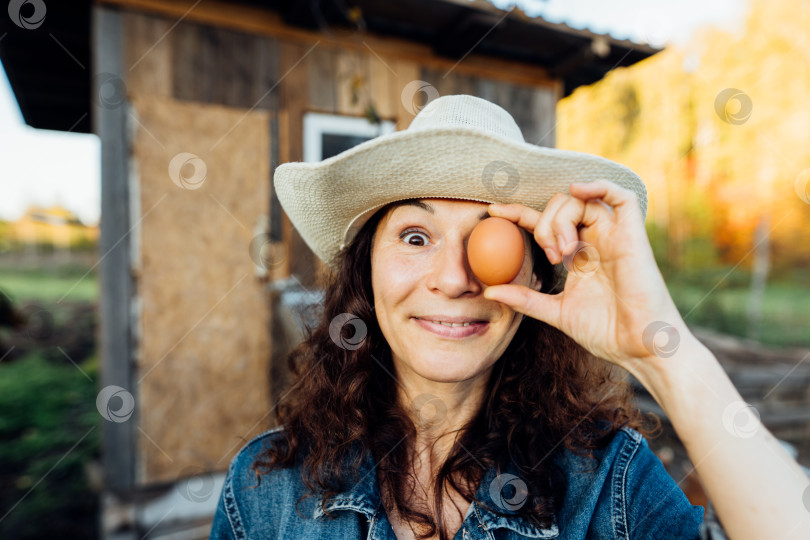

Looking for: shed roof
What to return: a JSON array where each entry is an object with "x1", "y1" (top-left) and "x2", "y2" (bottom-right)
[{"x1": 0, "y1": 0, "x2": 659, "y2": 134}]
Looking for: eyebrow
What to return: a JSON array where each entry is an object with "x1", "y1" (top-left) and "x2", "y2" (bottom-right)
[{"x1": 395, "y1": 200, "x2": 490, "y2": 221}]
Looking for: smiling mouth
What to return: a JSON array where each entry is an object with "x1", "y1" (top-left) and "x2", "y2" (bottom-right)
[
  {"x1": 412, "y1": 317, "x2": 486, "y2": 327},
  {"x1": 411, "y1": 317, "x2": 489, "y2": 338}
]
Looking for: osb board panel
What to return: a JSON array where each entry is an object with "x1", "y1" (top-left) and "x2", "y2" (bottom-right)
[{"x1": 130, "y1": 95, "x2": 272, "y2": 484}]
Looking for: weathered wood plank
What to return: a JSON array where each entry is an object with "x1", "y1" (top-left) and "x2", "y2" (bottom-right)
[
  {"x1": 217, "y1": 26, "x2": 258, "y2": 108},
  {"x1": 335, "y1": 49, "x2": 369, "y2": 117},
  {"x1": 307, "y1": 47, "x2": 337, "y2": 113},
  {"x1": 419, "y1": 66, "x2": 459, "y2": 98},
  {"x1": 532, "y1": 87, "x2": 557, "y2": 147},
  {"x1": 508, "y1": 84, "x2": 536, "y2": 143},
  {"x1": 455, "y1": 72, "x2": 477, "y2": 97},
  {"x1": 367, "y1": 50, "x2": 397, "y2": 120},
  {"x1": 198, "y1": 25, "x2": 223, "y2": 104},
  {"x1": 280, "y1": 41, "x2": 308, "y2": 162},
  {"x1": 93, "y1": 5, "x2": 135, "y2": 491},
  {"x1": 254, "y1": 35, "x2": 281, "y2": 110},
  {"x1": 475, "y1": 78, "x2": 497, "y2": 102},
  {"x1": 172, "y1": 21, "x2": 208, "y2": 103},
  {"x1": 100, "y1": 0, "x2": 557, "y2": 89},
  {"x1": 280, "y1": 40, "x2": 319, "y2": 286},
  {"x1": 122, "y1": 10, "x2": 172, "y2": 97},
  {"x1": 393, "y1": 59, "x2": 422, "y2": 130}
]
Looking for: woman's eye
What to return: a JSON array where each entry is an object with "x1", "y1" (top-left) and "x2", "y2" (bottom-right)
[{"x1": 401, "y1": 230, "x2": 429, "y2": 246}]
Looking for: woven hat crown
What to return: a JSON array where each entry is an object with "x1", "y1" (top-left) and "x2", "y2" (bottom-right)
[
  {"x1": 409, "y1": 95, "x2": 525, "y2": 143},
  {"x1": 273, "y1": 94, "x2": 648, "y2": 291}
]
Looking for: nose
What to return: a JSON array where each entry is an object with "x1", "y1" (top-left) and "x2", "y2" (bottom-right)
[{"x1": 426, "y1": 237, "x2": 482, "y2": 297}]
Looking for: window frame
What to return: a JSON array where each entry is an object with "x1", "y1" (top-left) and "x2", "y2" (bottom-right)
[{"x1": 303, "y1": 112, "x2": 396, "y2": 163}]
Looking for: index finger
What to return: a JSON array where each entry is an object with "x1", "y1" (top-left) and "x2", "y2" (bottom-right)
[
  {"x1": 569, "y1": 180, "x2": 642, "y2": 224},
  {"x1": 487, "y1": 203, "x2": 541, "y2": 231}
]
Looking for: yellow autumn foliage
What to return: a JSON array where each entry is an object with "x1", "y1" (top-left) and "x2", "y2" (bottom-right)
[{"x1": 557, "y1": 0, "x2": 810, "y2": 277}]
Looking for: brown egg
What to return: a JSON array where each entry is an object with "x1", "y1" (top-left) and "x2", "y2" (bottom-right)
[{"x1": 467, "y1": 217, "x2": 525, "y2": 285}]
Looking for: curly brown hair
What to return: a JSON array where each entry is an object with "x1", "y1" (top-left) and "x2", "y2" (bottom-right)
[{"x1": 250, "y1": 199, "x2": 660, "y2": 540}]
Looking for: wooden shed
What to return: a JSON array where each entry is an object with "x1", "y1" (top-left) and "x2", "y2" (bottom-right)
[{"x1": 0, "y1": 1, "x2": 658, "y2": 537}]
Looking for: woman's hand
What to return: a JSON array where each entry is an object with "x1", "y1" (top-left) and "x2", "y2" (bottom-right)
[
  {"x1": 485, "y1": 180, "x2": 810, "y2": 540},
  {"x1": 483, "y1": 179, "x2": 687, "y2": 369}
]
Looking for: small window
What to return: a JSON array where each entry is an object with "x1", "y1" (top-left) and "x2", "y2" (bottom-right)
[{"x1": 303, "y1": 113, "x2": 396, "y2": 162}]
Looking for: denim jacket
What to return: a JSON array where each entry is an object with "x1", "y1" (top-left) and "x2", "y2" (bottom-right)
[{"x1": 210, "y1": 425, "x2": 722, "y2": 539}]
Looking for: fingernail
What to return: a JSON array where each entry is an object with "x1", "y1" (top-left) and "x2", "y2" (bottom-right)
[
  {"x1": 556, "y1": 234, "x2": 566, "y2": 255},
  {"x1": 544, "y1": 247, "x2": 557, "y2": 263}
]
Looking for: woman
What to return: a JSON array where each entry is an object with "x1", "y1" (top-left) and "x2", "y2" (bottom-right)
[{"x1": 210, "y1": 95, "x2": 809, "y2": 540}]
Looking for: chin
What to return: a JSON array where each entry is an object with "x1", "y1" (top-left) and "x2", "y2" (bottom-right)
[{"x1": 410, "y1": 353, "x2": 493, "y2": 383}]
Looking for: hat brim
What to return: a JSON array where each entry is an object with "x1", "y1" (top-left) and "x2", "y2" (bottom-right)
[{"x1": 274, "y1": 125, "x2": 647, "y2": 286}]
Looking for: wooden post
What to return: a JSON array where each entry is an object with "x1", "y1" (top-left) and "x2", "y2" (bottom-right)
[
  {"x1": 93, "y1": 5, "x2": 136, "y2": 492},
  {"x1": 747, "y1": 212, "x2": 770, "y2": 341}
]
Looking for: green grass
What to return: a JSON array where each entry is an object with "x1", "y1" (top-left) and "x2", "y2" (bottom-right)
[
  {"x1": 666, "y1": 279, "x2": 810, "y2": 347},
  {"x1": 0, "y1": 266, "x2": 97, "y2": 303},
  {"x1": 0, "y1": 352, "x2": 100, "y2": 539},
  {"x1": 0, "y1": 264, "x2": 100, "y2": 537}
]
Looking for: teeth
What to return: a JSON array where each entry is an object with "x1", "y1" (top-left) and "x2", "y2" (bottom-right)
[
  {"x1": 438, "y1": 321, "x2": 470, "y2": 327},
  {"x1": 417, "y1": 318, "x2": 474, "y2": 327}
]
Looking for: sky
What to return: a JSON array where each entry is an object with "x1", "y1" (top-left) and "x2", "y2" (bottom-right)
[
  {"x1": 490, "y1": 0, "x2": 746, "y2": 47},
  {"x1": 0, "y1": 0, "x2": 748, "y2": 227},
  {"x1": 0, "y1": 66, "x2": 101, "y2": 225}
]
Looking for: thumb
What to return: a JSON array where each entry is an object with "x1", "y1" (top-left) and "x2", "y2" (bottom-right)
[{"x1": 483, "y1": 284, "x2": 562, "y2": 329}]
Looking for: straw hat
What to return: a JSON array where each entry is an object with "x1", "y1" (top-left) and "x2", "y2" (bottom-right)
[{"x1": 274, "y1": 94, "x2": 647, "y2": 287}]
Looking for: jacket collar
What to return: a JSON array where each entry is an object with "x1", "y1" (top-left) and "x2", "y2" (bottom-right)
[
  {"x1": 311, "y1": 441, "x2": 382, "y2": 521},
  {"x1": 472, "y1": 462, "x2": 559, "y2": 538},
  {"x1": 312, "y1": 441, "x2": 559, "y2": 538}
]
